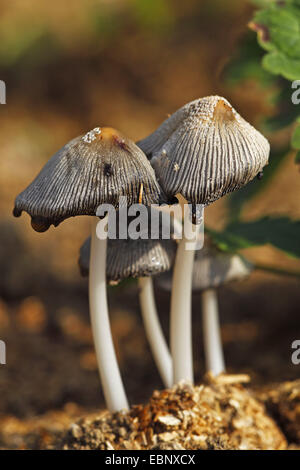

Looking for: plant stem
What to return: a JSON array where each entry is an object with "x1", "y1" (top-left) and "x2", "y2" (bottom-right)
[
  {"x1": 170, "y1": 217, "x2": 202, "y2": 384},
  {"x1": 202, "y1": 288, "x2": 225, "y2": 376},
  {"x1": 89, "y1": 217, "x2": 129, "y2": 412},
  {"x1": 138, "y1": 276, "x2": 172, "y2": 388}
]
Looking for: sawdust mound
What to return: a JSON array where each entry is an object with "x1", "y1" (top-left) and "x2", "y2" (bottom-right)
[{"x1": 61, "y1": 374, "x2": 286, "y2": 450}]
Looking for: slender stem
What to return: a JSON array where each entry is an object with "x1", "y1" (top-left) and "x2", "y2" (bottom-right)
[
  {"x1": 170, "y1": 220, "x2": 202, "y2": 384},
  {"x1": 138, "y1": 277, "x2": 173, "y2": 388},
  {"x1": 202, "y1": 288, "x2": 225, "y2": 376},
  {"x1": 89, "y1": 217, "x2": 129, "y2": 412}
]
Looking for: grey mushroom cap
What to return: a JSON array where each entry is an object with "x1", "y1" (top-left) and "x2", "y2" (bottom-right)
[
  {"x1": 13, "y1": 127, "x2": 164, "y2": 232},
  {"x1": 79, "y1": 236, "x2": 176, "y2": 284},
  {"x1": 138, "y1": 96, "x2": 270, "y2": 208},
  {"x1": 157, "y1": 245, "x2": 253, "y2": 292}
]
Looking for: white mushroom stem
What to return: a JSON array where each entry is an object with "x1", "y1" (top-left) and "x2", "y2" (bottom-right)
[
  {"x1": 170, "y1": 220, "x2": 202, "y2": 384},
  {"x1": 138, "y1": 276, "x2": 173, "y2": 388},
  {"x1": 202, "y1": 288, "x2": 225, "y2": 376},
  {"x1": 89, "y1": 216, "x2": 129, "y2": 412}
]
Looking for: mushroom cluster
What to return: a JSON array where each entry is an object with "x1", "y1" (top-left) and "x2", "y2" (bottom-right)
[{"x1": 14, "y1": 96, "x2": 270, "y2": 412}]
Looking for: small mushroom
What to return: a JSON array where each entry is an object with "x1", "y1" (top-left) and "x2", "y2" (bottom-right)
[
  {"x1": 13, "y1": 126, "x2": 163, "y2": 412},
  {"x1": 79, "y1": 213, "x2": 177, "y2": 388},
  {"x1": 138, "y1": 96, "x2": 269, "y2": 206},
  {"x1": 138, "y1": 96, "x2": 269, "y2": 384},
  {"x1": 14, "y1": 127, "x2": 162, "y2": 230},
  {"x1": 158, "y1": 244, "x2": 253, "y2": 376}
]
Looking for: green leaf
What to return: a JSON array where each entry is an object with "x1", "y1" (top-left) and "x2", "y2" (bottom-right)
[
  {"x1": 252, "y1": 6, "x2": 300, "y2": 58},
  {"x1": 208, "y1": 217, "x2": 300, "y2": 258},
  {"x1": 249, "y1": 1, "x2": 300, "y2": 170},
  {"x1": 206, "y1": 227, "x2": 256, "y2": 253},
  {"x1": 262, "y1": 51, "x2": 300, "y2": 80},
  {"x1": 250, "y1": 1, "x2": 300, "y2": 81}
]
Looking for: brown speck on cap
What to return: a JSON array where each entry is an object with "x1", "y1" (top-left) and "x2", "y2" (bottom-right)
[
  {"x1": 13, "y1": 127, "x2": 164, "y2": 231},
  {"x1": 138, "y1": 96, "x2": 270, "y2": 208},
  {"x1": 213, "y1": 99, "x2": 235, "y2": 122}
]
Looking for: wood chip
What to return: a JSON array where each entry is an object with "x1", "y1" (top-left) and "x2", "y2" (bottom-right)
[{"x1": 157, "y1": 415, "x2": 181, "y2": 427}]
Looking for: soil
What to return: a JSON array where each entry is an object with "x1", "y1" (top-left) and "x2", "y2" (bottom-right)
[
  {"x1": 2, "y1": 374, "x2": 300, "y2": 450},
  {"x1": 60, "y1": 375, "x2": 287, "y2": 451},
  {"x1": 257, "y1": 379, "x2": 300, "y2": 445}
]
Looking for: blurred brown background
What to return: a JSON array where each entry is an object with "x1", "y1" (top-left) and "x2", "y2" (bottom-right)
[{"x1": 0, "y1": 0, "x2": 299, "y2": 434}]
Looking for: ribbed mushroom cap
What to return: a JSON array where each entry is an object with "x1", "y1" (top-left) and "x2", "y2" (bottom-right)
[
  {"x1": 157, "y1": 245, "x2": 253, "y2": 292},
  {"x1": 13, "y1": 127, "x2": 164, "y2": 232},
  {"x1": 138, "y1": 96, "x2": 270, "y2": 207},
  {"x1": 79, "y1": 236, "x2": 176, "y2": 284}
]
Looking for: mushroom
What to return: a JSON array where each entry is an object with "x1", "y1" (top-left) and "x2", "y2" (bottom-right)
[
  {"x1": 78, "y1": 211, "x2": 177, "y2": 388},
  {"x1": 13, "y1": 126, "x2": 163, "y2": 411},
  {"x1": 157, "y1": 243, "x2": 253, "y2": 376},
  {"x1": 138, "y1": 96, "x2": 270, "y2": 384}
]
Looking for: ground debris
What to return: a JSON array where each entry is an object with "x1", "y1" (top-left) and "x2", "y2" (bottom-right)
[
  {"x1": 0, "y1": 404, "x2": 84, "y2": 450},
  {"x1": 255, "y1": 379, "x2": 300, "y2": 445},
  {"x1": 61, "y1": 375, "x2": 287, "y2": 450}
]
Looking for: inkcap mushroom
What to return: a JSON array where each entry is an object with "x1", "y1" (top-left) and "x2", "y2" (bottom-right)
[
  {"x1": 158, "y1": 242, "x2": 253, "y2": 376},
  {"x1": 138, "y1": 96, "x2": 269, "y2": 384},
  {"x1": 13, "y1": 126, "x2": 163, "y2": 412},
  {"x1": 79, "y1": 210, "x2": 176, "y2": 388}
]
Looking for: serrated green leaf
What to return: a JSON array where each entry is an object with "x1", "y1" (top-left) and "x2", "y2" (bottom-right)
[
  {"x1": 252, "y1": 6, "x2": 300, "y2": 58},
  {"x1": 250, "y1": 0, "x2": 300, "y2": 84}
]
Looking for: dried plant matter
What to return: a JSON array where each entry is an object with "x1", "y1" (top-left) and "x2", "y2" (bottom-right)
[
  {"x1": 61, "y1": 375, "x2": 286, "y2": 450},
  {"x1": 13, "y1": 127, "x2": 163, "y2": 232},
  {"x1": 138, "y1": 96, "x2": 270, "y2": 206}
]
